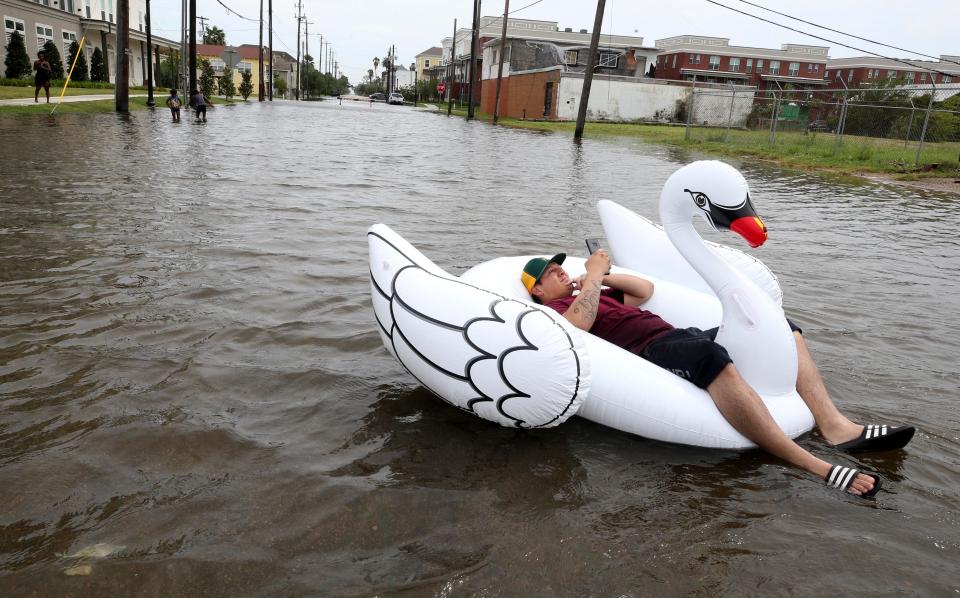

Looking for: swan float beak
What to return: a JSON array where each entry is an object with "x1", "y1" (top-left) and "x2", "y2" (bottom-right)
[{"x1": 731, "y1": 216, "x2": 768, "y2": 248}]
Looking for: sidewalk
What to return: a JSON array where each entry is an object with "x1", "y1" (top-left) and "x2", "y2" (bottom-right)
[{"x1": 0, "y1": 93, "x2": 147, "y2": 106}]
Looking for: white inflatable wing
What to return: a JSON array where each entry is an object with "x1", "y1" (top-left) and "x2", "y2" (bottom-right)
[
  {"x1": 598, "y1": 199, "x2": 783, "y2": 306},
  {"x1": 368, "y1": 224, "x2": 590, "y2": 428}
]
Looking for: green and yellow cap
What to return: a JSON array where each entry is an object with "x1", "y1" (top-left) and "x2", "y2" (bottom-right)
[{"x1": 521, "y1": 253, "x2": 566, "y2": 294}]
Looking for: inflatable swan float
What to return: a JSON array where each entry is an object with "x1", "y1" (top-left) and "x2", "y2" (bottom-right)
[{"x1": 368, "y1": 161, "x2": 815, "y2": 448}]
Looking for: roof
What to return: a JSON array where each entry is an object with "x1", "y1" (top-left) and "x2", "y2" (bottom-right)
[
  {"x1": 655, "y1": 35, "x2": 830, "y2": 62},
  {"x1": 416, "y1": 47, "x2": 443, "y2": 57},
  {"x1": 827, "y1": 56, "x2": 960, "y2": 75}
]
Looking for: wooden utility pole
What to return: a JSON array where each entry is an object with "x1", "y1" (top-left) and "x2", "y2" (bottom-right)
[
  {"x1": 268, "y1": 0, "x2": 273, "y2": 100},
  {"x1": 447, "y1": 19, "x2": 456, "y2": 116},
  {"x1": 574, "y1": 0, "x2": 606, "y2": 140},
  {"x1": 145, "y1": 0, "x2": 154, "y2": 106},
  {"x1": 115, "y1": 0, "x2": 130, "y2": 112},
  {"x1": 493, "y1": 2, "x2": 509, "y2": 123},
  {"x1": 258, "y1": 0, "x2": 264, "y2": 101},
  {"x1": 467, "y1": 0, "x2": 479, "y2": 119},
  {"x1": 295, "y1": 0, "x2": 302, "y2": 100},
  {"x1": 188, "y1": 0, "x2": 196, "y2": 95}
]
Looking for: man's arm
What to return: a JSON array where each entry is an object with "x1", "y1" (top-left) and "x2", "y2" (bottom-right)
[
  {"x1": 601, "y1": 273, "x2": 654, "y2": 307},
  {"x1": 563, "y1": 250, "x2": 611, "y2": 331}
]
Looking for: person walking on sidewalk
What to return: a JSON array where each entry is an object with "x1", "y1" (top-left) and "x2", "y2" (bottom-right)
[{"x1": 33, "y1": 51, "x2": 52, "y2": 103}]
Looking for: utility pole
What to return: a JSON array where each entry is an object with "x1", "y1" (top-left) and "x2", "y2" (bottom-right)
[
  {"x1": 258, "y1": 0, "x2": 264, "y2": 100},
  {"x1": 188, "y1": 0, "x2": 196, "y2": 95},
  {"x1": 268, "y1": 0, "x2": 273, "y2": 100},
  {"x1": 197, "y1": 15, "x2": 208, "y2": 40},
  {"x1": 493, "y1": 3, "x2": 509, "y2": 123},
  {"x1": 317, "y1": 34, "x2": 322, "y2": 75},
  {"x1": 294, "y1": 0, "x2": 303, "y2": 100},
  {"x1": 304, "y1": 19, "x2": 313, "y2": 99},
  {"x1": 467, "y1": 0, "x2": 479, "y2": 119},
  {"x1": 145, "y1": 0, "x2": 154, "y2": 106},
  {"x1": 116, "y1": 0, "x2": 129, "y2": 111},
  {"x1": 447, "y1": 18, "x2": 456, "y2": 116},
  {"x1": 574, "y1": 0, "x2": 606, "y2": 140}
]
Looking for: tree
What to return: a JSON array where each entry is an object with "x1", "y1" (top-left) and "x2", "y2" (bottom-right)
[
  {"x1": 198, "y1": 57, "x2": 216, "y2": 100},
  {"x1": 274, "y1": 73, "x2": 287, "y2": 98},
  {"x1": 239, "y1": 70, "x2": 253, "y2": 100},
  {"x1": 219, "y1": 68, "x2": 236, "y2": 100},
  {"x1": 372, "y1": 56, "x2": 379, "y2": 87},
  {"x1": 203, "y1": 26, "x2": 225, "y2": 45},
  {"x1": 158, "y1": 50, "x2": 180, "y2": 88},
  {"x1": 367, "y1": 68, "x2": 374, "y2": 83},
  {"x1": 42, "y1": 40, "x2": 64, "y2": 79},
  {"x1": 90, "y1": 46, "x2": 107, "y2": 82},
  {"x1": 71, "y1": 41, "x2": 90, "y2": 82},
  {"x1": 4, "y1": 31, "x2": 31, "y2": 79}
]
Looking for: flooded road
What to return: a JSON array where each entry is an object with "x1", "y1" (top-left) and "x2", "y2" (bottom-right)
[{"x1": 1, "y1": 100, "x2": 959, "y2": 595}]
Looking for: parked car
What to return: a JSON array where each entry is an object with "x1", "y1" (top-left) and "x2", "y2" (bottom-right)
[
  {"x1": 388, "y1": 93, "x2": 405, "y2": 105},
  {"x1": 368, "y1": 93, "x2": 386, "y2": 102},
  {"x1": 807, "y1": 120, "x2": 832, "y2": 133}
]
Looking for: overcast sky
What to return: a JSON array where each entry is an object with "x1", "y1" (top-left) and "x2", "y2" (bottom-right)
[{"x1": 150, "y1": 0, "x2": 958, "y2": 86}]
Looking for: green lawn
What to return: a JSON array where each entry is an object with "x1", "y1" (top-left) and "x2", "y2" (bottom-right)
[
  {"x1": 0, "y1": 96, "x2": 152, "y2": 114},
  {"x1": 428, "y1": 104, "x2": 959, "y2": 178},
  {"x1": 0, "y1": 84, "x2": 153, "y2": 100}
]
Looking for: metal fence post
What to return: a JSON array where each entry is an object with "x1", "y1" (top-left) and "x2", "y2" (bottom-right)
[
  {"x1": 834, "y1": 89, "x2": 848, "y2": 152},
  {"x1": 767, "y1": 92, "x2": 779, "y2": 145},
  {"x1": 904, "y1": 98, "x2": 916, "y2": 148},
  {"x1": 915, "y1": 83, "x2": 936, "y2": 166},
  {"x1": 724, "y1": 82, "x2": 736, "y2": 143},
  {"x1": 685, "y1": 75, "x2": 696, "y2": 141}
]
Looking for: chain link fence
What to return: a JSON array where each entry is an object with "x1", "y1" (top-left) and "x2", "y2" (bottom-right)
[{"x1": 683, "y1": 83, "x2": 960, "y2": 169}]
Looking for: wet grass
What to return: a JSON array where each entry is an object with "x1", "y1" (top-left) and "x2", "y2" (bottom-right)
[{"x1": 0, "y1": 96, "x2": 152, "y2": 114}]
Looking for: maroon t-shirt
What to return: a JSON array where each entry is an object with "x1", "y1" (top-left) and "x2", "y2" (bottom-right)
[{"x1": 545, "y1": 288, "x2": 674, "y2": 354}]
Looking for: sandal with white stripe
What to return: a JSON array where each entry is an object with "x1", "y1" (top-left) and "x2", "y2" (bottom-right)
[
  {"x1": 825, "y1": 465, "x2": 881, "y2": 498},
  {"x1": 835, "y1": 424, "x2": 915, "y2": 453}
]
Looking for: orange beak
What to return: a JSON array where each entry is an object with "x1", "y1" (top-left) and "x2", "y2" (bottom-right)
[{"x1": 730, "y1": 216, "x2": 767, "y2": 248}]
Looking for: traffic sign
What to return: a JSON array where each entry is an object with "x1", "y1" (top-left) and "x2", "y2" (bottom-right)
[
  {"x1": 220, "y1": 47, "x2": 241, "y2": 70},
  {"x1": 437, "y1": 83, "x2": 445, "y2": 94}
]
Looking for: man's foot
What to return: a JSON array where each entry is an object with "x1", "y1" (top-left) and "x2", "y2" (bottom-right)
[
  {"x1": 825, "y1": 465, "x2": 881, "y2": 498},
  {"x1": 835, "y1": 425, "x2": 915, "y2": 453}
]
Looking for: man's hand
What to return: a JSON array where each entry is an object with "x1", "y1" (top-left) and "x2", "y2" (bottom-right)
[{"x1": 585, "y1": 249, "x2": 611, "y2": 275}]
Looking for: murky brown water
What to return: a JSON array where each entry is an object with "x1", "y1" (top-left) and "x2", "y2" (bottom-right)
[{"x1": 1, "y1": 101, "x2": 959, "y2": 595}]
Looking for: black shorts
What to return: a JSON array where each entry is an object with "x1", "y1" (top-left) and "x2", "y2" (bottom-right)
[
  {"x1": 640, "y1": 319, "x2": 801, "y2": 389},
  {"x1": 195, "y1": 105, "x2": 206, "y2": 116}
]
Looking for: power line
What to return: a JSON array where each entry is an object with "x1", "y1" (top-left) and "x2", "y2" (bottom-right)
[
  {"x1": 214, "y1": 0, "x2": 257, "y2": 22},
  {"x1": 509, "y1": 0, "x2": 545, "y2": 14},
  {"x1": 704, "y1": 0, "x2": 956, "y2": 78},
  {"x1": 731, "y1": 0, "x2": 960, "y2": 68}
]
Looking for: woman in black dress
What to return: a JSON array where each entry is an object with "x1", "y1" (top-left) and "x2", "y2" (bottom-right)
[{"x1": 33, "y1": 51, "x2": 53, "y2": 103}]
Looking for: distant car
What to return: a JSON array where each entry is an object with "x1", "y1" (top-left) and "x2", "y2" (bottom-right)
[
  {"x1": 388, "y1": 93, "x2": 405, "y2": 105},
  {"x1": 807, "y1": 120, "x2": 832, "y2": 133},
  {"x1": 368, "y1": 93, "x2": 386, "y2": 102}
]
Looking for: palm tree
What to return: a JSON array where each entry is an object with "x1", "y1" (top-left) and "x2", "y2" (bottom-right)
[
  {"x1": 373, "y1": 57, "x2": 379, "y2": 88},
  {"x1": 203, "y1": 26, "x2": 226, "y2": 45},
  {"x1": 367, "y1": 68, "x2": 374, "y2": 83}
]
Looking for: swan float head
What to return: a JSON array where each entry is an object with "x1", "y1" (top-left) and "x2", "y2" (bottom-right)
[{"x1": 660, "y1": 161, "x2": 768, "y2": 248}]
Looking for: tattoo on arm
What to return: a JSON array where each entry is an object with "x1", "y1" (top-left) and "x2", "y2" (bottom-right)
[{"x1": 571, "y1": 280, "x2": 602, "y2": 325}]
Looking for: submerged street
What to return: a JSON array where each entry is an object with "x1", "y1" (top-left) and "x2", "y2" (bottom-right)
[{"x1": 1, "y1": 101, "x2": 959, "y2": 594}]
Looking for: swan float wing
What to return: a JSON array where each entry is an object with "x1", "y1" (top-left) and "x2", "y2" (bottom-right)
[{"x1": 368, "y1": 224, "x2": 590, "y2": 428}]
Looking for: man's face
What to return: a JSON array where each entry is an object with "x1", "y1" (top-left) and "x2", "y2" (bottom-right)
[{"x1": 534, "y1": 262, "x2": 573, "y2": 302}]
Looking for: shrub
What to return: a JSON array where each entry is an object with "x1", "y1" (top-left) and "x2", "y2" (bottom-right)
[
  {"x1": 219, "y1": 68, "x2": 236, "y2": 100},
  {"x1": 89, "y1": 47, "x2": 106, "y2": 82},
  {"x1": 71, "y1": 42, "x2": 90, "y2": 81},
  {"x1": 4, "y1": 31, "x2": 31, "y2": 79},
  {"x1": 42, "y1": 40, "x2": 65, "y2": 79},
  {"x1": 198, "y1": 57, "x2": 216, "y2": 101},
  {"x1": 238, "y1": 70, "x2": 253, "y2": 100}
]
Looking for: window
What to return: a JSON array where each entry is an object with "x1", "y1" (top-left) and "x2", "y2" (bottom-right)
[
  {"x1": 688, "y1": 53, "x2": 700, "y2": 64},
  {"x1": 708, "y1": 55, "x2": 720, "y2": 70},
  {"x1": 138, "y1": 10, "x2": 143, "y2": 31},
  {"x1": 424, "y1": 59, "x2": 430, "y2": 67},
  {"x1": 34, "y1": 0, "x2": 51, "y2": 6},
  {"x1": 809, "y1": 63, "x2": 819, "y2": 72},
  {"x1": 564, "y1": 49, "x2": 578, "y2": 65},
  {"x1": 903, "y1": 71, "x2": 914, "y2": 83},
  {"x1": 788, "y1": 62, "x2": 799, "y2": 76},
  {"x1": 62, "y1": 30, "x2": 77, "y2": 59},
  {"x1": 944, "y1": 75, "x2": 953, "y2": 84},
  {"x1": 756, "y1": 59, "x2": 763, "y2": 73},
  {"x1": 36, "y1": 23, "x2": 54, "y2": 49},
  {"x1": 919, "y1": 72, "x2": 927, "y2": 83},
  {"x1": 745, "y1": 58, "x2": 752, "y2": 73},
  {"x1": 237, "y1": 61, "x2": 252, "y2": 73},
  {"x1": 99, "y1": 0, "x2": 105, "y2": 20},
  {"x1": 887, "y1": 70, "x2": 897, "y2": 78},
  {"x1": 210, "y1": 58, "x2": 225, "y2": 74},
  {"x1": 729, "y1": 57, "x2": 740, "y2": 71},
  {"x1": 84, "y1": 0, "x2": 91, "y2": 18},
  {"x1": 769, "y1": 60, "x2": 780, "y2": 75},
  {"x1": 4, "y1": 16, "x2": 26, "y2": 45},
  {"x1": 848, "y1": 69, "x2": 854, "y2": 82},
  {"x1": 598, "y1": 52, "x2": 619, "y2": 68},
  {"x1": 672, "y1": 54, "x2": 676, "y2": 68},
  {"x1": 108, "y1": 0, "x2": 114, "y2": 22}
]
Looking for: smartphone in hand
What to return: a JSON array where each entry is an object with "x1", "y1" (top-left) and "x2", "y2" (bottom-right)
[{"x1": 585, "y1": 238, "x2": 602, "y2": 255}]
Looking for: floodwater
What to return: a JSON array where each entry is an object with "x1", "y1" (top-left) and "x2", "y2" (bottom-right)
[{"x1": 1, "y1": 100, "x2": 959, "y2": 596}]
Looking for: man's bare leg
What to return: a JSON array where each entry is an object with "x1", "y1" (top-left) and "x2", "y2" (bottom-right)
[
  {"x1": 793, "y1": 332, "x2": 864, "y2": 445},
  {"x1": 708, "y1": 364, "x2": 876, "y2": 495}
]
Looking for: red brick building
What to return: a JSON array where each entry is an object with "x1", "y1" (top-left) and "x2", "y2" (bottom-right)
[
  {"x1": 654, "y1": 35, "x2": 829, "y2": 90},
  {"x1": 826, "y1": 56, "x2": 959, "y2": 87}
]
